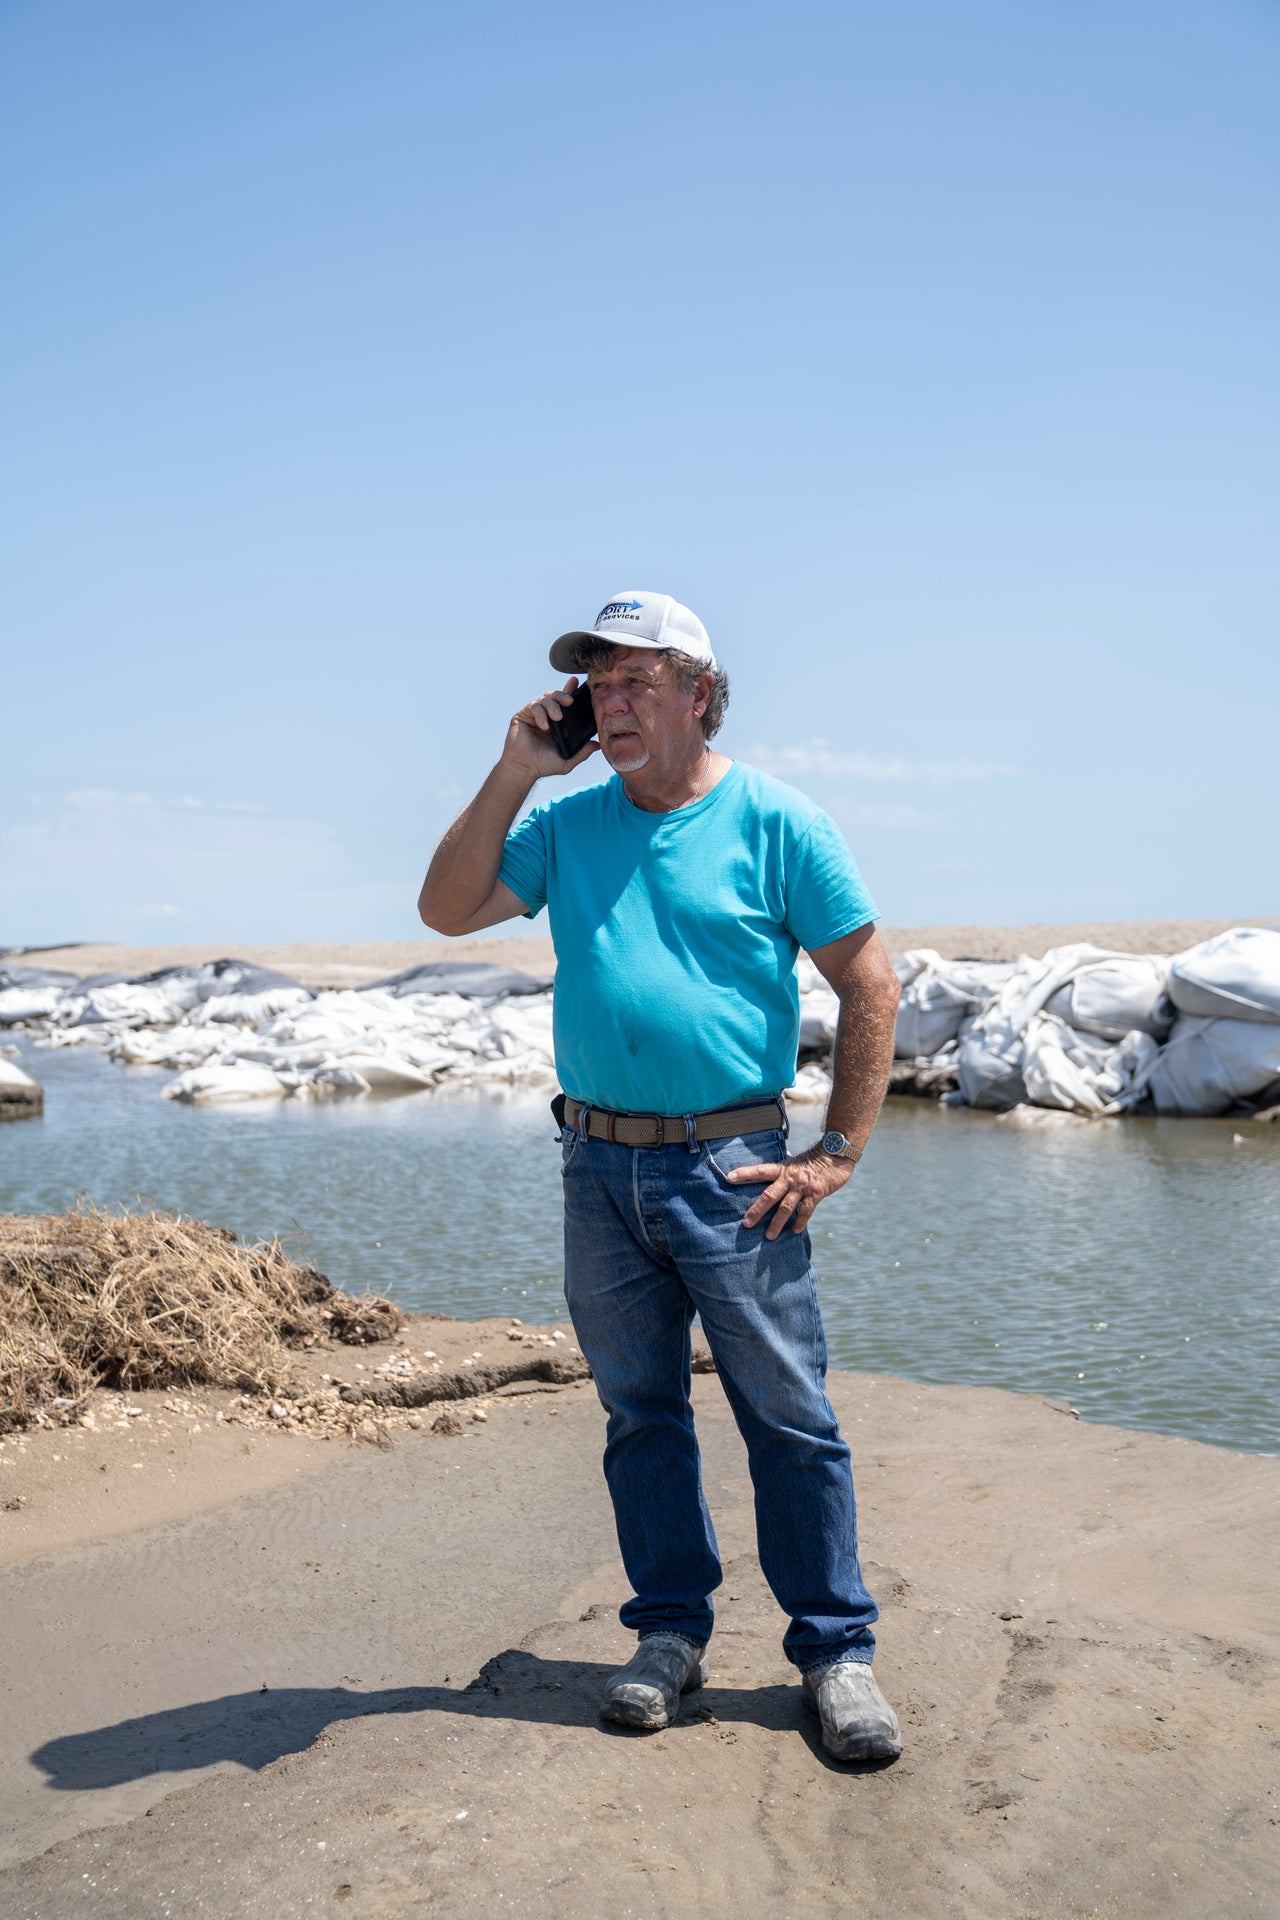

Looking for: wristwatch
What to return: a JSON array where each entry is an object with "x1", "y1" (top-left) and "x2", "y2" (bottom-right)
[{"x1": 821, "y1": 1130, "x2": 863, "y2": 1165}]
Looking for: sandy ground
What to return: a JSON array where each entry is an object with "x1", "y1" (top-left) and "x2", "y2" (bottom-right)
[
  {"x1": 0, "y1": 1314, "x2": 583, "y2": 1569},
  {"x1": 13, "y1": 916, "x2": 1277, "y2": 989},
  {"x1": 2, "y1": 1317, "x2": 1276, "y2": 1918}
]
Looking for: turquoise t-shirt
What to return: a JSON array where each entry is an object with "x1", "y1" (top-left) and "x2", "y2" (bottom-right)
[{"x1": 498, "y1": 761, "x2": 876, "y2": 1113}]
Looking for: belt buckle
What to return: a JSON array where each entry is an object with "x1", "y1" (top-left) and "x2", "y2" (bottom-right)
[{"x1": 634, "y1": 1110, "x2": 665, "y2": 1147}]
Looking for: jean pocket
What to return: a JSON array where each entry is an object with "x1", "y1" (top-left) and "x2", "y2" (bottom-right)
[
  {"x1": 560, "y1": 1126, "x2": 584, "y2": 1176},
  {"x1": 705, "y1": 1128, "x2": 787, "y2": 1184}
]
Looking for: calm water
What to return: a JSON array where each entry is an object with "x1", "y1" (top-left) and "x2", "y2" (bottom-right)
[{"x1": 4, "y1": 1036, "x2": 1277, "y2": 1455}]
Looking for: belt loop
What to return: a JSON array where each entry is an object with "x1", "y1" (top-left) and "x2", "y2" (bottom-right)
[
  {"x1": 682, "y1": 1112, "x2": 698, "y2": 1153},
  {"x1": 780, "y1": 1097, "x2": 790, "y2": 1141},
  {"x1": 579, "y1": 1104, "x2": 592, "y2": 1142}
]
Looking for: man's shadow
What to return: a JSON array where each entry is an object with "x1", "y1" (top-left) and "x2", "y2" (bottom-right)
[{"x1": 31, "y1": 1648, "x2": 884, "y2": 1789}]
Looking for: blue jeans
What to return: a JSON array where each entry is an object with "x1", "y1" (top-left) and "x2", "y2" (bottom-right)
[{"x1": 560, "y1": 1121, "x2": 879, "y2": 1672}]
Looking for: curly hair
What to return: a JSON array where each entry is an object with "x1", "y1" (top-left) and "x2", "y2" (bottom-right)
[{"x1": 567, "y1": 637, "x2": 730, "y2": 741}]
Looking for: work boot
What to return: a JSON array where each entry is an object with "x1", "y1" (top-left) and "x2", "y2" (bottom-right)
[
  {"x1": 601, "y1": 1633, "x2": 709, "y2": 1729},
  {"x1": 801, "y1": 1658, "x2": 902, "y2": 1763}
]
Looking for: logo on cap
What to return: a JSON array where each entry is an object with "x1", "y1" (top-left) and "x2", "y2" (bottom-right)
[{"x1": 597, "y1": 599, "x2": 644, "y2": 623}]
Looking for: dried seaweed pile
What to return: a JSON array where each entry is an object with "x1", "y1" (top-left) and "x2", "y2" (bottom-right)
[{"x1": 0, "y1": 1204, "x2": 403, "y2": 1432}]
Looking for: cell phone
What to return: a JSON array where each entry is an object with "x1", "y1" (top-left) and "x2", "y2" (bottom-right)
[{"x1": 547, "y1": 680, "x2": 598, "y2": 760}]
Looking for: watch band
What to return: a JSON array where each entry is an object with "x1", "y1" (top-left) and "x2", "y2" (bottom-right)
[{"x1": 821, "y1": 1129, "x2": 863, "y2": 1164}]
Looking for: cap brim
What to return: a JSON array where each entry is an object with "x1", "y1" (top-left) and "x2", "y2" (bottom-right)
[{"x1": 549, "y1": 630, "x2": 714, "y2": 673}]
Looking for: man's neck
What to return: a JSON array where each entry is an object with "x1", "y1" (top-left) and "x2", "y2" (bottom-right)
[{"x1": 622, "y1": 745, "x2": 727, "y2": 814}]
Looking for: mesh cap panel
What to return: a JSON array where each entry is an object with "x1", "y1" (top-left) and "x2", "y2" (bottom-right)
[{"x1": 663, "y1": 599, "x2": 713, "y2": 657}]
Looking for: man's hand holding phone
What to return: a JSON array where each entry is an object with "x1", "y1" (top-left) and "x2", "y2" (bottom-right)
[{"x1": 504, "y1": 677, "x2": 599, "y2": 780}]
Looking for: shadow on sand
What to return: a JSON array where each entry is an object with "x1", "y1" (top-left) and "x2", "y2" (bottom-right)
[{"x1": 31, "y1": 1647, "x2": 888, "y2": 1789}]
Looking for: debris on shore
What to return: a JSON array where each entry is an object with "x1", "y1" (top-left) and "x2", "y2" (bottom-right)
[
  {"x1": 0, "y1": 1205, "x2": 403, "y2": 1435},
  {"x1": 0, "y1": 1207, "x2": 609, "y2": 1447}
]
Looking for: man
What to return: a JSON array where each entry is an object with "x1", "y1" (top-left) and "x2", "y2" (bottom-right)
[{"x1": 419, "y1": 590, "x2": 903, "y2": 1763}]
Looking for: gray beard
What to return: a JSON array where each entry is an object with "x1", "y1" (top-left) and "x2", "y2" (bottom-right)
[{"x1": 603, "y1": 738, "x2": 651, "y2": 774}]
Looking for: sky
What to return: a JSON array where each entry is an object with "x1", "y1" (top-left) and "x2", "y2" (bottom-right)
[{"x1": 2, "y1": 0, "x2": 1277, "y2": 946}]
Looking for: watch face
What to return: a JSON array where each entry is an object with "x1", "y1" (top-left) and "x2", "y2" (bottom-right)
[{"x1": 822, "y1": 1131, "x2": 845, "y2": 1155}]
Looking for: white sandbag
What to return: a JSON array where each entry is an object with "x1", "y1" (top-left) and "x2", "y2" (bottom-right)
[
  {"x1": 894, "y1": 956, "x2": 1017, "y2": 1059},
  {"x1": 482, "y1": 996, "x2": 556, "y2": 1063},
  {"x1": 451, "y1": 1053, "x2": 558, "y2": 1088},
  {"x1": 76, "y1": 979, "x2": 201, "y2": 1028},
  {"x1": 892, "y1": 948, "x2": 940, "y2": 988},
  {"x1": 892, "y1": 949, "x2": 1015, "y2": 994},
  {"x1": 0, "y1": 1056, "x2": 42, "y2": 1115},
  {"x1": 0, "y1": 986, "x2": 65, "y2": 1025},
  {"x1": 308, "y1": 1065, "x2": 373, "y2": 1096},
  {"x1": 1044, "y1": 955, "x2": 1172, "y2": 1040},
  {"x1": 1146, "y1": 1015, "x2": 1280, "y2": 1115},
  {"x1": 1020, "y1": 1014, "x2": 1159, "y2": 1115},
  {"x1": 798, "y1": 986, "x2": 839, "y2": 1053},
  {"x1": 190, "y1": 959, "x2": 313, "y2": 1005},
  {"x1": 398, "y1": 1040, "x2": 459, "y2": 1075},
  {"x1": 30, "y1": 1022, "x2": 100, "y2": 1049},
  {"x1": 957, "y1": 944, "x2": 1141, "y2": 1110},
  {"x1": 197, "y1": 987, "x2": 314, "y2": 1025},
  {"x1": 116, "y1": 1025, "x2": 229, "y2": 1069},
  {"x1": 258, "y1": 989, "x2": 414, "y2": 1048},
  {"x1": 392, "y1": 991, "x2": 479, "y2": 1033},
  {"x1": 161, "y1": 1062, "x2": 288, "y2": 1103},
  {"x1": 1167, "y1": 928, "x2": 1280, "y2": 1024},
  {"x1": 336, "y1": 1054, "x2": 439, "y2": 1091},
  {"x1": 895, "y1": 976, "x2": 971, "y2": 1058},
  {"x1": 795, "y1": 955, "x2": 827, "y2": 994},
  {"x1": 893, "y1": 951, "x2": 959, "y2": 1056},
  {"x1": 956, "y1": 951, "x2": 1050, "y2": 1108},
  {"x1": 230, "y1": 1038, "x2": 339, "y2": 1071},
  {"x1": 957, "y1": 1027, "x2": 1028, "y2": 1111},
  {"x1": 889, "y1": 1038, "x2": 962, "y2": 1097},
  {"x1": 786, "y1": 1062, "x2": 833, "y2": 1103}
]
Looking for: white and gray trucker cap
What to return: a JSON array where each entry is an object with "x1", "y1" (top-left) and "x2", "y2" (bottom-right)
[{"x1": 549, "y1": 591, "x2": 716, "y2": 673}]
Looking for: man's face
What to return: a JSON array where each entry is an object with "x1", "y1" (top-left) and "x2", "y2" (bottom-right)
[{"x1": 586, "y1": 647, "x2": 703, "y2": 775}]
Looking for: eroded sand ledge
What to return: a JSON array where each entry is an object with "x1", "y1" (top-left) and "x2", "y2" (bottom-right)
[{"x1": 1, "y1": 1314, "x2": 1276, "y2": 1918}]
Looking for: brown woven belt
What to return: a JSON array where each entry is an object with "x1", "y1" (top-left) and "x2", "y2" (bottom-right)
[{"x1": 563, "y1": 1096, "x2": 786, "y2": 1148}]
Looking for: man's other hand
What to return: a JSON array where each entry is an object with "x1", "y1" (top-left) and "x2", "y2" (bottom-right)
[
  {"x1": 726, "y1": 1146, "x2": 853, "y2": 1239},
  {"x1": 503, "y1": 678, "x2": 600, "y2": 780}
]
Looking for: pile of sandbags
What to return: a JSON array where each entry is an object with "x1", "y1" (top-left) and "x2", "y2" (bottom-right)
[
  {"x1": 1147, "y1": 928, "x2": 1280, "y2": 1115},
  {"x1": 5, "y1": 955, "x2": 836, "y2": 1108},
  {"x1": 891, "y1": 928, "x2": 1280, "y2": 1118},
  {"x1": 3, "y1": 957, "x2": 571, "y2": 1106},
  {"x1": 5, "y1": 932, "x2": 1278, "y2": 1120}
]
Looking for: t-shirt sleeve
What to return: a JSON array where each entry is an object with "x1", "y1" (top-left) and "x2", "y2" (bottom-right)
[
  {"x1": 784, "y1": 810, "x2": 878, "y2": 952},
  {"x1": 498, "y1": 806, "x2": 550, "y2": 919}
]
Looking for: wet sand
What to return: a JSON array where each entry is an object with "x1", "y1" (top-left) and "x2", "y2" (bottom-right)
[
  {"x1": 2, "y1": 1314, "x2": 1277, "y2": 1917},
  {"x1": 16, "y1": 915, "x2": 1276, "y2": 988}
]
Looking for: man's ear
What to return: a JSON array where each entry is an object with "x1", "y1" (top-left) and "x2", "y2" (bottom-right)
[{"x1": 693, "y1": 670, "x2": 714, "y2": 718}]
